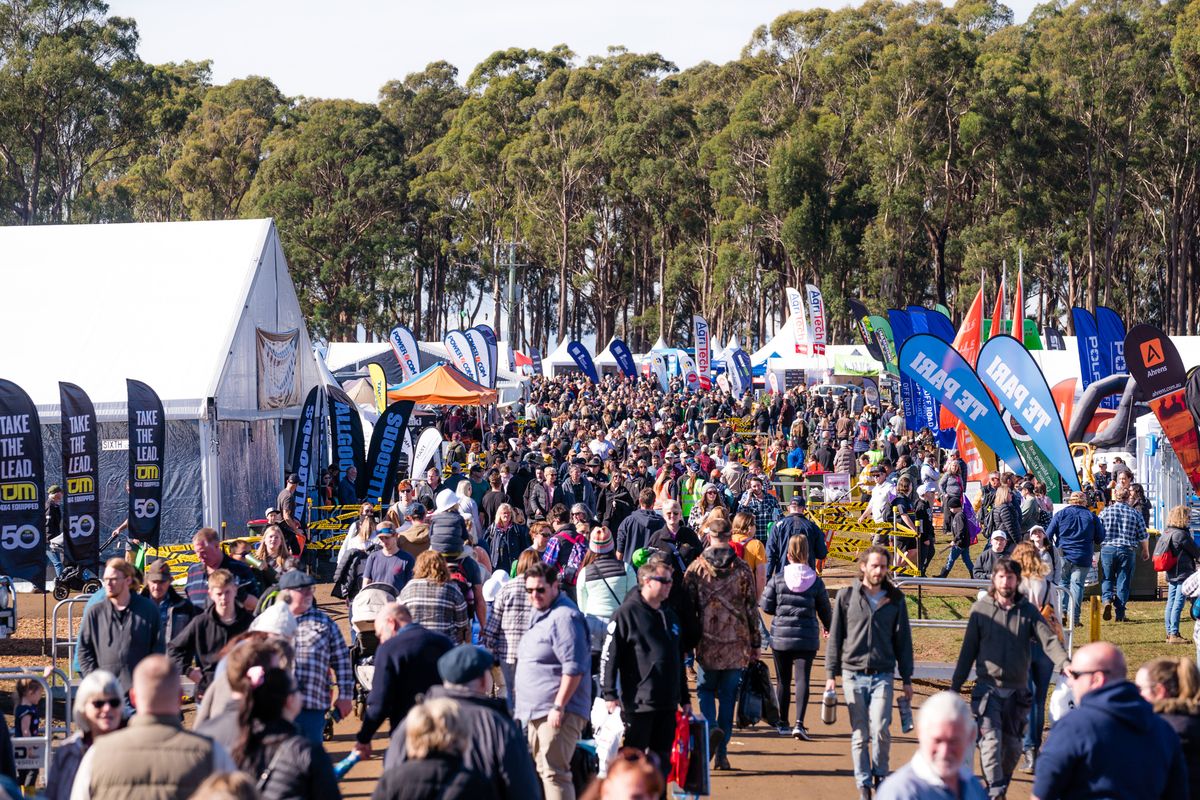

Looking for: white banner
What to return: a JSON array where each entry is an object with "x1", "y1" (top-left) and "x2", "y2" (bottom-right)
[
  {"x1": 443, "y1": 330, "x2": 478, "y2": 382},
  {"x1": 692, "y1": 315, "x2": 711, "y2": 389},
  {"x1": 409, "y1": 426, "x2": 445, "y2": 481},
  {"x1": 389, "y1": 325, "x2": 421, "y2": 381},
  {"x1": 786, "y1": 286, "x2": 809, "y2": 355},
  {"x1": 805, "y1": 283, "x2": 827, "y2": 355},
  {"x1": 679, "y1": 352, "x2": 700, "y2": 392},
  {"x1": 650, "y1": 353, "x2": 670, "y2": 393}
]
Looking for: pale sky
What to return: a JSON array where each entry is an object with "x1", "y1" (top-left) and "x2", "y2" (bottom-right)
[{"x1": 105, "y1": 0, "x2": 1039, "y2": 102}]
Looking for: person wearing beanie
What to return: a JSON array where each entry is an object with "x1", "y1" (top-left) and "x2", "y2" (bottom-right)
[{"x1": 575, "y1": 526, "x2": 637, "y2": 670}]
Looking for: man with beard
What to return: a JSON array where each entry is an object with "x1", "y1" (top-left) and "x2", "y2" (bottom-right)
[{"x1": 951, "y1": 557, "x2": 1068, "y2": 800}]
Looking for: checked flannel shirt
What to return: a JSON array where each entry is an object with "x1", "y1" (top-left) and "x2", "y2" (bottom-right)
[
  {"x1": 480, "y1": 578, "x2": 534, "y2": 664},
  {"x1": 294, "y1": 605, "x2": 353, "y2": 711},
  {"x1": 398, "y1": 578, "x2": 471, "y2": 644},
  {"x1": 1098, "y1": 501, "x2": 1148, "y2": 550},
  {"x1": 737, "y1": 490, "x2": 781, "y2": 541}
]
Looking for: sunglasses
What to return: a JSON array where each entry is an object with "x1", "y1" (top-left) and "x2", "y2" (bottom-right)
[
  {"x1": 91, "y1": 697, "x2": 121, "y2": 710},
  {"x1": 525, "y1": 586, "x2": 549, "y2": 595},
  {"x1": 1065, "y1": 668, "x2": 1103, "y2": 681},
  {"x1": 647, "y1": 576, "x2": 673, "y2": 585}
]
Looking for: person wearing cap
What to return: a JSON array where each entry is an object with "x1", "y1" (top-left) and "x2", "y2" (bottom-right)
[
  {"x1": 937, "y1": 496, "x2": 974, "y2": 578},
  {"x1": 276, "y1": 473, "x2": 302, "y2": 533},
  {"x1": 354, "y1": 602, "x2": 453, "y2": 759},
  {"x1": 429, "y1": 488, "x2": 488, "y2": 626},
  {"x1": 281, "y1": 569, "x2": 353, "y2": 744},
  {"x1": 362, "y1": 521, "x2": 415, "y2": 593},
  {"x1": 1046, "y1": 490, "x2": 1106, "y2": 627},
  {"x1": 913, "y1": 482, "x2": 938, "y2": 576},
  {"x1": 973, "y1": 529, "x2": 1015, "y2": 580},
  {"x1": 384, "y1": 644, "x2": 539, "y2": 800},
  {"x1": 140, "y1": 559, "x2": 199, "y2": 648},
  {"x1": 767, "y1": 495, "x2": 827, "y2": 580},
  {"x1": 396, "y1": 502, "x2": 430, "y2": 560}
]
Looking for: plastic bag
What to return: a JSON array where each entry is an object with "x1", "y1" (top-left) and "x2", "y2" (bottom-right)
[
  {"x1": 590, "y1": 697, "x2": 624, "y2": 777},
  {"x1": 736, "y1": 660, "x2": 781, "y2": 728},
  {"x1": 669, "y1": 711, "x2": 692, "y2": 788},
  {"x1": 1049, "y1": 673, "x2": 1075, "y2": 723}
]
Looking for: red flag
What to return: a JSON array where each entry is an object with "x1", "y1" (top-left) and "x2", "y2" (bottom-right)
[
  {"x1": 988, "y1": 274, "x2": 1006, "y2": 340},
  {"x1": 1013, "y1": 268, "x2": 1025, "y2": 344}
]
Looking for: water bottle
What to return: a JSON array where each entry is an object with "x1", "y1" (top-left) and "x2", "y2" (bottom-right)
[
  {"x1": 333, "y1": 751, "x2": 360, "y2": 780},
  {"x1": 898, "y1": 695, "x2": 914, "y2": 733},
  {"x1": 821, "y1": 689, "x2": 838, "y2": 725}
]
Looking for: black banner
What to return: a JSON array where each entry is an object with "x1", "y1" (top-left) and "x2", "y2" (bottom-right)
[
  {"x1": 357, "y1": 400, "x2": 416, "y2": 503},
  {"x1": 327, "y1": 384, "x2": 365, "y2": 483},
  {"x1": 1124, "y1": 325, "x2": 1200, "y2": 493},
  {"x1": 127, "y1": 380, "x2": 165, "y2": 547},
  {"x1": 291, "y1": 385, "x2": 322, "y2": 515},
  {"x1": 58, "y1": 383, "x2": 100, "y2": 569},
  {"x1": 1044, "y1": 327, "x2": 1066, "y2": 351},
  {"x1": 847, "y1": 298, "x2": 886, "y2": 363},
  {"x1": 0, "y1": 379, "x2": 46, "y2": 583}
]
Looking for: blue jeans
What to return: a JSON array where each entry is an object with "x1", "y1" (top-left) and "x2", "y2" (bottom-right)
[
  {"x1": 47, "y1": 548, "x2": 64, "y2": 579},
  {"x1": 1100, "y1": 546, "x2": 1135, "y2": 620},
  {"x1": 1023, "y1": 647, "x2": 1054, "y2": 751},
  {"x1": 295, "y1": 708, "x2": 326, "y2": 744},
  {"x1": 942, "y1": 546, "x2": 973, "y2": 575},
  {"x1": 1061, "y1": 559, "x2": 1090, "y2": 626},
  {"x1": 696, "y1": 665, "x2": 741, "y2": 759},
  {"x1": 1166, "y1": 582, "x2": 1188, "y2": 636},
  {"x1": 842, "y1": 670, "x2": 894, "y2": 787}
]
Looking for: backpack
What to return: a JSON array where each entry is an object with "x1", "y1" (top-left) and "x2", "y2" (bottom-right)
[
  {"x1": 1153, "y1": 533, "x2": 1179, "y2": 573},
  {"x1": 543, "y1": 533, "x2": 588, "y2": 585},
  {"x1": 445, "y1": 557, "x2": 475, "y2": 606}
]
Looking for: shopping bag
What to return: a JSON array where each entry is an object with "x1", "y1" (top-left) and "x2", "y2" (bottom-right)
[
  {"x1": 681, "y1": 715, "x2": 711, "y2": 795},
  {"x1": 669, "y1": 710, "x2": 692, "y2": 788},
  {"x1": 1049, "y1": 673, "x2": 1075, "y2": 723},
  {"x1": 590, "y1": 697, "x2": 624, "y2": 777}
]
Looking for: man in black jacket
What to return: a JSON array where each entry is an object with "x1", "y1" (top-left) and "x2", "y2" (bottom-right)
[
  {"x1": 601, "y1": 560, "x2": 691, "y2": 779},
  {"x1": 167, "y1": 569, "x2": 252, "y2": 695},
  {"x1": 597, "y1": 471, "x2": 635, "y2": 532},
  {"x1": 78, "y1": 558, "x2": 163, "y2": 692},
  {"x1": 767, "y1": 497, "x2": 828, "y2": 579},
  {"x1": 356, "y1": 602, "x2": 454, "y2": 757},
  {"x1": 615, "y1": 489, "x2": 664, "y2": 563},
  {"x1": 141, "y1": 559, "x2": 199, "y2": 647}
]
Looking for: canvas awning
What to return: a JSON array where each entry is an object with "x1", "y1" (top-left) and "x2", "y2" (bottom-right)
[{"x1": 386, "y1": 364, "x2": 498, "y2": 406}]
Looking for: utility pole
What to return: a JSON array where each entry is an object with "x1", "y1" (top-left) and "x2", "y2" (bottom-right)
[{"x1": 502, "y1": 242, "x2": 529, "y2": 350}]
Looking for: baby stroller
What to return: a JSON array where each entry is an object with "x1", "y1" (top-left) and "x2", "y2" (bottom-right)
[
  {"x1": 51, "y1": 529, "x2": 127, "y2": 600},
  {"x1": 348, "y1": 582, "x2": 398, "y2": 719}
]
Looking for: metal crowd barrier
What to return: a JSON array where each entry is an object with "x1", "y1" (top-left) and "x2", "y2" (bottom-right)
[
  {"x1": 0, "y1": 576, "x2": 15, "y2": 638},
  {"x1": 51, "y1": 596, "x2": 91, "y2": 680},
  {"x1": 0, "y1": 667, "x2": 72, "y2": 780},
  {"x1": 893, "y1": 577, "x2": 990, "y2": 629}
]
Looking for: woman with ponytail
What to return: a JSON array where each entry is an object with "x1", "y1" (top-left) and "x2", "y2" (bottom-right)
[
  {"x1": 1137, "y1": 656, "x2": 1200, "y2": 800},
  {"x1": 233, "y1": 667, "x2": 341, "y2": 800}
]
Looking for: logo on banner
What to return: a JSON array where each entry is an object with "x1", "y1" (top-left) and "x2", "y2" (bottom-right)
[
  {"x1": 135, "y1": 465, "x2": 159, "y2": 481},
  {"x1": 0, "y1": 483, "x2": 35, "y2": 502},
  {"x1": 1112, "y1": 342, "x2": 1126, "y2": 372},
  {"x1": 1142, "y1": 339, "x2": 1165, "y2": 368},
  {"x1": 982, "y1": 356, "x2": 1054, "y2": 434},
  {"x1": 67, "y1": 477, "x2": 93, "y2": 494},
  {"x1": 1086, "y1": 336, "x2": 1103, "y2": 378}
]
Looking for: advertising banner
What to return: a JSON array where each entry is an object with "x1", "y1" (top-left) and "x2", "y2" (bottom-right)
[
  {"x1": 366, "y1": 363, "x2": 387, "y2": 413},
  {"x1": 610, "y1": 339, "x2": 637, "y2": 379},
  {"x1": 729, "y1": 350, "x2": 752, "y2": 398},
  {"x1": 805, "y1": 284, "x2": 826, "y2": 355},
  {"x1": 693, "y1": 316, "x2": 712, "y2": 388},
  {"x1": 463, "y1": 327, "x2": 491, "y2": 388},
  {"x1": 679, "y1": 352, "x2": 700, "y2": 392},
  {"x1": 888, "y1": 309, "x2": 929, "y2": 435},
  {"x1": 977, "y1": 336, "x2": 1081, "y2": 496},
  {"x1": 651, "y1": 353, "x2": 671, "y2": 393},
  {"x1": 899, "y1": 335, "x2": 1023, "y2": 471},
  {"x1": 869, "y1": 315, "x2": 898, "y2": 374},
  {"x1": 443, "y1": 330, "x2": 478, "y2": 382},
  {"x1": 58, "y1": 383, "x2": 100, "y2": 569},
  {"x1": 327, "y1": 383, "x2": 366, "y2": 482},
  {"x1": 1095, "y1": 306, "x2": 1127, "y2": 409},
  {"x1": 786, "y1": 286, "x2": 809, "y2": 355},
  {"x1": 409, "y1": 426, "x2": 444, "y2": 481},
  {"x1": 126, "y1": 379, "x2": 166, "y2": 547},
  {"x1": 567, "y1": 341, "x2": 599, "y2": 383},
  {"x1": 357, "y1": 400, "x2": 416, "y2": 503},
  {"x1": 530, "y1": 346, "x2": 543, "y2": 377},
  {"x1": 847, "y1": 298, "x2": 885, "y2": 363},
  {"x1": 0, "y1": 380, "x2": 45, "y2": 583},
  {"x1": 290, "y1": 386, "x2": 322, "y2": 516},
  {"x1": 1044, "y1": 327, "x2": 1066, "y2": 351},
  {"x1": 1071, "y1": 307, "x2": 1104, "y2": 393},
  {"x1": 472, "y1": 324, "x2": 499, "y2": 388},
  {"x1": 388, "y1": 325, "x2": 421, "y2": 382},
  {"x1": 1125, "y1": 325, "x2": 1200, "y2": 492}
]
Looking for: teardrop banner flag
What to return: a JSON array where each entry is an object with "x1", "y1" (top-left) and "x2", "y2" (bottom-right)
[
  {"x1": 0, "y1": 380, "x2": 46, "y2": 583},
  {"x1": 609, "y1": 339, "x2": 637, "y2": 379},
  {"x1": 291, "y1": 386, "x2": 322, "y2": 516},
  {"x1": 693, "y1": 316, "x2": 712, "y2": 388},
  {"x1": 327, "y1": 383, "x2": 366, "y2": 486},
  {"x1": 409, "y1": 426, "x2": 444, "y2": 481},
  {"x1": 127, "y1": 379, "x2": 166, "y2": 547},
  {"x1": 786, "y1": 287, "x2": 809, "y2": 355},
  {"x1": 567, "y1": 341, "x2": 599, "y2": 383},
  {"x1": 1095, "y1": 306, "x2": 1127, "y2": 410},
  {"x1": 805, "y1": 284, "x2": 827, "y2": 355},
  {"x1": 941, "y1": 287, "x2": 985, "y2": 429},
  {"x1": 464, "y1": 328, "x2": 492, "y2": 388},
  {"x1": 357, "y1": 400, "x2": 416, "y2": 503},
  {"x1": 1071, "y1": 307, "x2": 1104, "y2": 395},
  {"x1": 443, "y1": 330, "x2": 477, "y2": 382},
  {"x1": 388, "y1": 324, "x2": 421, "y2": 382},
  {"x1": 888, "y1": 309, "x2": 929, "y2": 435},
  {"x1": 679, "y1": 352, "x2": 700, "y2": 392},
  {"x1": 650, "y1": 353, "x2": 670, "y2": 393},
  {"x1": 906, "y1": 307, "x2": 958, "y2": 449},
  {"x1": 976, "y1": 336, "x2": 1080, "y2": 495},
  {"x1": 367, "y1": 363, "x2": 388, "y2": 413},
  {"x1": 898, "y1": 335, "x2": 1023, "y2": 471},
  {"x1": 847, "y1": 299, "x2": 885, "y2": 363},
  {"x1": 472, "y1": 324, "x2": 499, "y2": 388},
  {"x1": 727, "y1": 350, "x2": 752, "y2": 398},
  {"x1": 869, "y1": 315, "x2": 898, "y2": 374},
  {"x1": 530, "y1": 347, "x2": 543, "y2": 377},
  {"x1": 59, "y1": 382, "x2": 100, "y2": 570},
  {"x1": 1125, "y1": 325, "x2": 1200, "y2": 493}
]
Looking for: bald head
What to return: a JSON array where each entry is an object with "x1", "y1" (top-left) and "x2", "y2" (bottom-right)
[
  {"x1": 375, "y1": 602, "x2": 413, "y2": 642},
  {"x1": 130, "y1": 655, "x2": 181, "y2": 715},
  {"x1": 1068, "y1": 642, "x2": 1127, "y2": 700}
]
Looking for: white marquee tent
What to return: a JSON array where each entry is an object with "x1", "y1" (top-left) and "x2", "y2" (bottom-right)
[{"x1": 0, "y1": 219, "x2": 320, "y2": 542}]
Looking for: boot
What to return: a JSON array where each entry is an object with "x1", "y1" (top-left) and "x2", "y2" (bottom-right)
[
  {"x1": 1021, "y1": 748, "x2": 1036, "y2": 773},
  {"x1": 936, "y1": 567, "x2": 950, "y2": 578}
]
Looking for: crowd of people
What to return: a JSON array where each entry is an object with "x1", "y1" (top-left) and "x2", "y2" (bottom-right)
[{"x1": 18, "y1": 372, "x2": 1200, "y2": 800}]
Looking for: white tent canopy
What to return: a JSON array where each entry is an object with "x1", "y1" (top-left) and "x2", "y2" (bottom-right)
[
  {"x1": 542, "y1": 339, "x2": 580, "y2": 377},
  {"x1": 595, "y1": 338, "x2": 618, "y2": 367},
  {"x1": 0, "y1": 218, "x2": 320, "y2": 538}
]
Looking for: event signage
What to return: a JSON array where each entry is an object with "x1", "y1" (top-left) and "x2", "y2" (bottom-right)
[
  {"x1": 1044, "y1": 327, "x2": 1066, "y2": 351},
  {"x1": 472, "y1": 324, "x2": 499, "y2": 388},
  {"x1": 729, "y1": 350, "x2": 752, "y2": 398},
  {"x1": 567, "y1": 341, "x2": 599, "y2": 383},
  {"x1": 58, "y1": 382, "x2": 100, "y2": 569},
  {"x1": 463, "y1": 328, "x2": 491, "y2": 388},
  {"x1": 976, "y1": 336, "x2": 1081, "y2": 496},
  {"x1": 388, "y1": 325, "x2": 421, "y2": 382},
  {"x1": 443, "y1": 330, "x2": 478, "y2": 382},
  {"x1": 291, "y1": 386, "x2": 322, "y2": 515},
  {"x1": 357, "y1": 400, "x2": 416, "y2": 503},
  {"x1": 650, "y1": 353, "x2": 670, "y2": 393},
  {"x1": 869, "y1": 315, "x2": 898, "y2": 374},
  {"x1": 898, "y1": 335, "x2": 1023, "y2": 471},
  {"x1": 0, "y1": 380, "x2": 45, "y2": 583},
  {"x1": 805, "y1": 284, "x2": 827, "y2": 355},
  {"x1": 1095, "y1": 306, "x2": 1127, "y2": 410},
  {"x1": 786, "y1": 286, "x2": 809, "y2": 355},
  {"x1": 609, "y1": 339, "x2": 637, "y2": 379},
  {"x1": 847, "y1": 299, "x2": 885, "y2": 363},
  {"x1": 530, "y1": 347, "x2": 543, "y2": 377},
  {"x1": 327, "y1": 383, "x2": 366, "y2": 483},
  {"x1": 1071, "y1": 307, "x2": 1104, "y2": 393},
  {"x1": 679, "y1": 352, "x2": 700, "y2": 392},
  {"x1": 862, "y1": 377, "x2": 879, "y2": 407},
  {"x1": 767, "y1": 371, "x2": 781, "y2": 394},
  {"x1": 126, "y1": 379, "x2": 165, "y2": 547},
  {"x1": 409, "y1": 426, "x2": 444, "y2": 480},
  {"x1": 906, "y1": 307, "x2": 957, "y2": 448},
  {"x1": 693, "y1": 316, "x2": 712, "y2": 388},
  {"x1": 1125, "y1": 325, "x2": 1200, "y2": 492},
  {"x1": 366, "y1": 363, "x2": 388, "y2": 413},
  {"x1": 888, "y1": 309, "x2": 931, "y2": 435}
]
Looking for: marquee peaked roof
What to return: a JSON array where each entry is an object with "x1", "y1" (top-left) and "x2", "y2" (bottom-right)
[{"x1": 386, "y1": 364, "x2": 497, "y2": 406}]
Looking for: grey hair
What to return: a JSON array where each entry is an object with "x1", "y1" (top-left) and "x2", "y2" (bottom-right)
[
  {"x1": 74, "y1": 669, "x2": 122, "y2": 734},
  {"x1": 917, "y1": 691, "x2": 975, "y2": 737}
]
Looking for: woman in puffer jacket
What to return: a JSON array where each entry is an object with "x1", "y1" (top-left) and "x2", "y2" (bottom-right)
[{"x1": 760, "y1": 534, "x2": 831, "y2": 741}]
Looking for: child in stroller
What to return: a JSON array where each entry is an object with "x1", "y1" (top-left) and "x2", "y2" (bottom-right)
[{"x1": 347, "y1": 582, "x2": 399, "y2": 718}]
